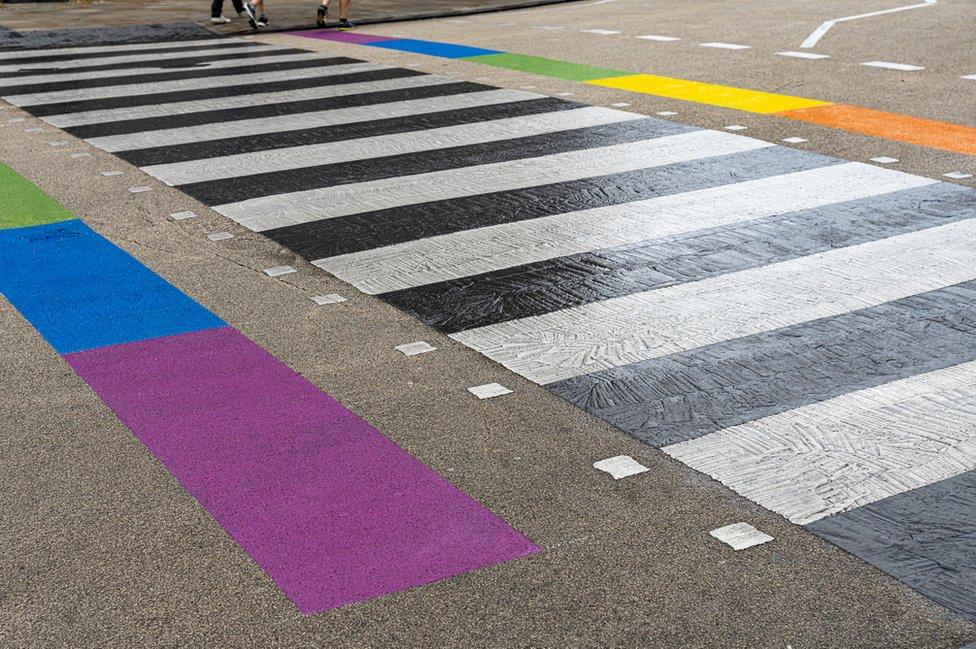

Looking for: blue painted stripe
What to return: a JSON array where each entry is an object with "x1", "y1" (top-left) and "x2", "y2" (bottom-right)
[
  {"x1": 365, "y1": 39, "x2": 502, "y2": 59},
  {"x1": 0, "y1": 220, "x2": 224, "y2": 353}
]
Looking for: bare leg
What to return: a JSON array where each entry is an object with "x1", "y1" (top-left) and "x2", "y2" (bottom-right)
[{"x1": 338, "y1": 0, "x2": 350, "y2": 20}]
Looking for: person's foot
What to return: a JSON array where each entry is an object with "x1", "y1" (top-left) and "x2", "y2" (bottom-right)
[
  {"x1": 210, "y1": 15, "x2": 232, "y2": 23},
  {"x1": 316, "y1": 5, "x2": 328, "y2": 27},
  {"x1": 257, "y1": 13, "x2": 269, "y2": 27},
  {"x1": 243, "y1": 2, "x2": 258, "y2": 29},
  {"x1": 337, "y1": 18, "x2": 355, "y2": 31}
]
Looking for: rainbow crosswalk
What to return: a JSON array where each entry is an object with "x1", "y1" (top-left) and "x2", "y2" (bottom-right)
[{"x1": 0, "y1": 163, "x2": 537, "y2": 615}]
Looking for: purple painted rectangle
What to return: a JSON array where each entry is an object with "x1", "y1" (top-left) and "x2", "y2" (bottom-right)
[
  {"x1": 65, "y1": 326, "x2": 537, "y2": 614},
  {"x1": 289, "y1": 30, "x2": 399, "y2": 44}
]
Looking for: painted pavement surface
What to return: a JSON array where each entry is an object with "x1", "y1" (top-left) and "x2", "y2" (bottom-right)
[{"x1": 2, "y1": 33, "x2": 976, "y2": 625}]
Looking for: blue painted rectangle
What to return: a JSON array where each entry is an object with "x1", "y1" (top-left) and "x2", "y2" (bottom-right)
[
  {"x1": 365, "y1": 39, "x2": 502, "y2": 59},
  {"x1": 0, "y1": 220, "x2": 224, "y2": 354}
]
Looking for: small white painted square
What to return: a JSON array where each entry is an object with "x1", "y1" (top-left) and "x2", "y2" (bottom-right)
[
  {"x1": 48, "y1": 140, "x2": 68, "y2": 147},
  {"x1": 581, "y1": 29, "x2": 620, "y2": 35},
  {"x1": 207, "y1": 231, "x2": 233, "y2": 241},
  {"x1": 593, "y1": 455, "x2": 649, "y2": 480},
  {"x1": 611, "y1": 102, "x2": 631, "y2": 107},
  {"x1": 7, "y1": 118, "x2": 26, "y2": 124},
  {"x1": 100, "y1": 170, "x2": 123, "y2": 177},
  {"x1": 69, "y1": 152, "x2": 91, "y2": 158},
  {"x1": 725, "y1": 125, "x2": 748, "y2": 131},
  {"x1": 782, "y1": 137, "x2": 808, "y2": 144},
  {"x1": 656, "y1": 111, "x2": 678, "y2": 116},
  {"x1": 128, "y1": 185, "x2": 151, "y2": 193},
  {"x1": 556, "y1": 92, "x2": 574, "y2": 96},
  {"x1": 710, "y1": 522, "x2": 774, "y2": 550},
  {"x1": 870, "y1": 157, "x2": 899, "y2": 164},
  {"x1": 777, "y1": 51, "x2": 829, "y2": 60},
  {"x1": 310, "y1": 293, "x2": 346, "y2": 305},
  {"x1": 701, "y1": 42, "x2": 750, "y2": 50},
  {"x1": 24, "y1": 127, "x2": 43, "y2": 133},
  {"x1": 636, "y1": 34, "x2": 680, "y2": 42},
  {"x1": 169, "y1": 210, "x2": 197, "y2": 220},
  {"x1": 395, "y1": 341, "x2": 437, "y2": 356},
  {"x1": 263, "y1": 265, "x2": 296, "y2": 277},
  {"x1": 468, "y1": 382, "x2": 513, "y2": 399},
  {"x1": 944, "y1": 171, "x2": 973, "y2": 179}
]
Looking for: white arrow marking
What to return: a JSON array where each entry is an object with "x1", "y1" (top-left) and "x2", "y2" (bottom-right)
[{"x1": 801, "y1": 0, "x2": 937, "y2": 49}]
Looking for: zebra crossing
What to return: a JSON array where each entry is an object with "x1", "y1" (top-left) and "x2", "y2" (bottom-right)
[{"x1": 3, "y1": 36, "x2": 976, "y2": 621}]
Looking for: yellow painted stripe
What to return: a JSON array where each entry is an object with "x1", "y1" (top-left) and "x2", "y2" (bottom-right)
[{"x1": 587, "y1": 73, "x2": 831, "y2": 114}]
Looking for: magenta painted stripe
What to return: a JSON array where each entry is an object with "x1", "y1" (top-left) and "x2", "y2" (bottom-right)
[
  {"x1": 289, "y1": 30, "x2": 400, "y2": 44},
  {"x1": 65, "y1": 326, "x2": 537, "y2": 614}
]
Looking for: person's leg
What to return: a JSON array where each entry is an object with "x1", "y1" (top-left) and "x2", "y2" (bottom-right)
[
  {"x1": 211, "y1": 0, "x2": 223, "y2": 18},
  {"x1": 338, "y1": 0, "x2": 350, "y2": 20},
  {"x1": 231, "y1": 0, "x2": 245, "y2": 15},
  {"x1": 317, "y1": 0, "x2": 329, "y2": 27}
]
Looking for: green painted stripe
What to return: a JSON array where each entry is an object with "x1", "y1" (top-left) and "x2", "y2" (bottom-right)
[
  {"x1": 461, "y1": 52, "x2": 629, "y2": 82},
  {"x1": 0, "y1": 162, "x2": 74, "y2": 230}
]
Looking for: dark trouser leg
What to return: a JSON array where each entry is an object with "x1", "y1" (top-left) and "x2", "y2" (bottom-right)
[
  {"x1": 231, "y1": 0, "x2": 245, "y2": 13},
  {"x1": 211, "y1": 0, "x2": 223, "y2": 17}
]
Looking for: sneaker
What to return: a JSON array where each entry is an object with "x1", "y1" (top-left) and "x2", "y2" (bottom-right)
[
  {"x1": 337, "y1": 18, "x2": 355, "y2": 31},
  {"x1": 210, "y1": 15, "x2": 232, "y2": 23},
  {"x1": 257, "y1": 13, "x2": 269, "y2": 27},
  {"x1": 243, "y1": 2, "x2": 258, "y2": 28},
  {"x1": 316, "y1": 5, "x2": 327, "y2": 27}
]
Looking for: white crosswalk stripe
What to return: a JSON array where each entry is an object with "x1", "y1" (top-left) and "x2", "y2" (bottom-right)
[{"x1": 219, "y1": 130, "x2": 770, "y2": 231}]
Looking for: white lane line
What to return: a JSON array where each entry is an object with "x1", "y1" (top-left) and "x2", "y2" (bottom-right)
[
  {"x1": 782, "y1": 137, "x2": 808, "y2": 144},
  {"x1": 776, "y1": 51, "x2": 830, "y2": 60},
  {"x1": 636, "y1": 35, "x2": 680, "y2": 42},
  {"x1": 326, "y1": 163, "x2": 927, "y2": 295},
  {"x1": 710, "y1": 523, "x2": 773, "y2": 550},
  {"x1": 701, "y1": 42, "x2": 750, "y2": 50},
  {"x1": 0, "y1": 51, "x2": 326, "y2": 89},
  {"x1": 41, "y1": 73, "x2": 443, "y2": 128},
  {"x1": 87, "y1": 88, "x2": 540, "y2": 152},
  {"x1": 531, "y1": 25, "x2": 567, "y2": 31},
  {"x1": 656, "y1": 111, "x2": 678, "y2": 116},
  {"x1": 870, "y1": 156, "x2": 899, "y2": 164},
  {"x1": 145, "y1": 107, "x2": 642, "y2": 186},
  {"x1": 801, "y1": 0, "x2": 937, "y2": 49},
  {"x1": 0, "y1": 37, "x2": 249, "y2": 61},
  {"x1": 861, "y1": 60, "x2": 925, "y2": 71},
  {"x1": 963, "y1": 74, "x2": 976, "y2": 81},
  {"x1": 580, "y1": 29, "x2": 621, "y2": 35},
  {"x1": 454, "y1": 177, "x2": 959, "y2": 386},
  {"x1": 2, "y1": 60, "x2": 378, "y2": 107},
  {"x1": 945, "y1": 171, "x2": 974, "y2": 179},
  {"x1": 724, "y1": 125, "x2": 748, "y2": 131},
  {"x1": 0, "y1": 43, "x2": 275, "y2": 74},
  {"x1": 228, "y1": 130, "x2": 766, "y2": 232},
  {"x1": 207, "y1": 231, "x2": 233, "y2": 241},
  {"x1": 666, "y1": 359, "x2": 976, "y2": 525},
  {"x1": 611, "y1": 102, "x2": 631, "y2": 107}
]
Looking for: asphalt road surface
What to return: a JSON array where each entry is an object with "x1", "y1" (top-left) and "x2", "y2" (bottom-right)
[{"x1": 2, "y1": 1, "x2": 976, "y2": 647}]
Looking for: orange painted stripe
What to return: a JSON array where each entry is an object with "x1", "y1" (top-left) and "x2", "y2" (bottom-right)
[{"x1": 779, "y1": 104, "x2": 976, "y2": 156}]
